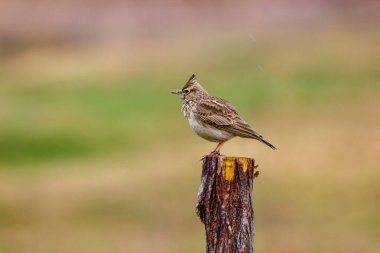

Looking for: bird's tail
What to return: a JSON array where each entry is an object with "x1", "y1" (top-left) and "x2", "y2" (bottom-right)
[{"x1": 258, "y1": 138, "x2": 277, "y2": 150}]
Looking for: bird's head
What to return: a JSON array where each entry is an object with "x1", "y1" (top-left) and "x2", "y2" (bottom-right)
[{"x1": 171, "y1": 74, "x2": 208, "y2": 99}]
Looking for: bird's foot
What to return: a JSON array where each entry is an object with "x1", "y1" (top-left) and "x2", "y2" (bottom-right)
[
  {"x1": 209, "y1": 150, "x2": 221, "y2": 156},
  {"x1": 200, "y1": 150, "x2": 222, "y2": 161}
]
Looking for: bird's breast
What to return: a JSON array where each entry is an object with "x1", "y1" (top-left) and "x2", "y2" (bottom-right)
[{"x1": 187, "y1": 112, "x2": 234, "y2": 142}]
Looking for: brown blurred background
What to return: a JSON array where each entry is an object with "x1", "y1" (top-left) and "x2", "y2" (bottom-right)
[{"x1": 0, "y1": 1, "x2": 380, "y2": 253}]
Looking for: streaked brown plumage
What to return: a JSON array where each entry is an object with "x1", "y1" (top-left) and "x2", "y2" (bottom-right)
[{"x1": 171, "y1": 74, "x2": 276, "y2": 154}]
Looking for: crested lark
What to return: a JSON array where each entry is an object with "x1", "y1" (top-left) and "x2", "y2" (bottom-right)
[{"x1": 171, "y1": 74, "x2": 276, "y2": 155}]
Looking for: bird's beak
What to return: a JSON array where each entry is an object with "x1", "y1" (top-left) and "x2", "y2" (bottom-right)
[{"x1": 171, "y1": 90, "x2": 182, "y2": 95}]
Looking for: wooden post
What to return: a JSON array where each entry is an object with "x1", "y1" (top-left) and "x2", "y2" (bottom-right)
[{"x1": 196, "y1": 155, "x2": 257, "y2": 253}]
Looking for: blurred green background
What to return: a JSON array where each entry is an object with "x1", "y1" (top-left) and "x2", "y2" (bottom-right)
[{"x1": 1, "y1": 1, "x2": 380, "y2": 252}]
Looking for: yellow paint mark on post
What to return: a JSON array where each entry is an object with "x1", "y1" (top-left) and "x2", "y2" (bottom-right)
[
  {"x1": 237, "y1": 158, "x2": 250, "y2": 173},
  {"x1": 224, "y1": 158, "x2": 236, "y2": 181}
]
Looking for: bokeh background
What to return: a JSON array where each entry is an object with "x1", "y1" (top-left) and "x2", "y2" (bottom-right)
[{"x1": 1, "y1": 1, "x2": 380, "y2": 252}]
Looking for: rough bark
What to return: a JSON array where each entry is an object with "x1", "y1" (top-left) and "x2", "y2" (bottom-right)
[{"x1": 196, "y1": 155, "x2": 257, "y2": 253}]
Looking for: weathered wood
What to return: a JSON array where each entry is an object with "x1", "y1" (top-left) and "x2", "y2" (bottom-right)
[{"x1": 196, "y1": 155, "x2": 257, "y2": 253}]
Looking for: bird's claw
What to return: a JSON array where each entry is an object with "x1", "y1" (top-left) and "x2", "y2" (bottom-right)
[
  {"x1": 200, "y1": 150, "x2": 222, "y2": 161},
  {"x1": 210, "y1": 150, "x2": 221, "y2": 156}
]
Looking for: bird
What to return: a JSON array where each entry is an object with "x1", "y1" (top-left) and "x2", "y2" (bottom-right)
[{"x1": 171, "y1": 74, "x2": 276, "y2": 155}]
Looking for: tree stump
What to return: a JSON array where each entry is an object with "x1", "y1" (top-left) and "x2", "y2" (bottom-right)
[{"x1": 196, "y1": 155, "x2": 257, "y2": 253}]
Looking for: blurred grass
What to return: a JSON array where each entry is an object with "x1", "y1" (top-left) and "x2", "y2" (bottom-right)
[{"x1": 0, "y1": 81, "x2": 179, "y2": 167}]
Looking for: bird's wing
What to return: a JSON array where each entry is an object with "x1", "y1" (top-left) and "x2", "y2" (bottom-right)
[
  {"x1": 193, "y1": 99, "x2": 234, "y2": 126},
  {"x1": 194, "y1": 97, "x2": 263, "y2": 139},
  {"x1": 194, "y1": 97, "x2": 277, "y2": 149}
]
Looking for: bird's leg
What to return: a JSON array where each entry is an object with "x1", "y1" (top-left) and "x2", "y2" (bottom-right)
[
  {"x1": 210, "y1": 142, "x2": 225, "y2": 156},
  {"x1": 200, "y1": 142, "x2": 226, "y2": 160},
  {"x1": 215, "y1": 141, "x2": 225, "y2": 153}
]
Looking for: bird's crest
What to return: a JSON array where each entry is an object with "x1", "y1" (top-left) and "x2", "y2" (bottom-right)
[
  {"x1": 182, "y1": 74, "x2": 208, "y2": 93},
  {"x1": 187, "y1": 73, "x2": 197, "y2": 84},
  {"x1": 182, "y1": 73, "x2": 197, "y2": 89}
]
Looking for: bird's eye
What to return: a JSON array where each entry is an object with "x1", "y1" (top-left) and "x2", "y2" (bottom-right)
[{"x1": 183, "y1": 89, "x2": 190, "y2": 94}]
